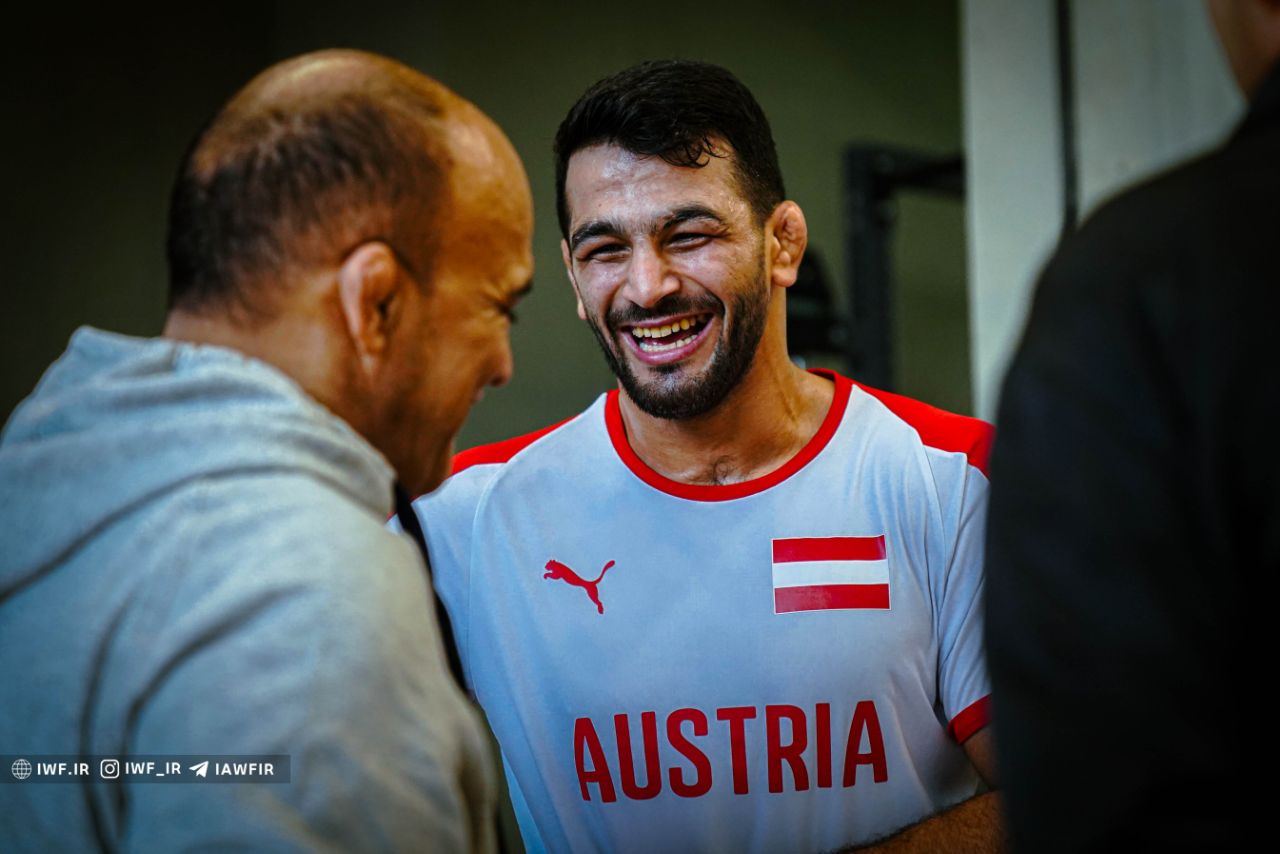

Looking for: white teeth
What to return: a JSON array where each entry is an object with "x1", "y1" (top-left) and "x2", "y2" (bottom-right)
[{"x1": 637, "y1": 333, "x2": 697, "y2": 353}]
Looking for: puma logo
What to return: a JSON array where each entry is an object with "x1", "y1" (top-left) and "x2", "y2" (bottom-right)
[{"x1": 544, "y1": 559, "x2": 616, "y2": 615}]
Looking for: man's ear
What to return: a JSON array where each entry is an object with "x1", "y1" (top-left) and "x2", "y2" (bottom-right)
[
  {"x1": 337, "y1": 241, "x2": 402, "y2": 373},
  {"x1": 766, "y1": 201, "x2": 808, "y2": 289},
  {"x1": 561, "y1": 238, "x2": 587, "y2": 321}
]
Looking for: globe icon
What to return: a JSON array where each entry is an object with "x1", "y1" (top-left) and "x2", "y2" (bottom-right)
[{"x1": 11, "y1": 758, "x2": 32, "y2": 780}]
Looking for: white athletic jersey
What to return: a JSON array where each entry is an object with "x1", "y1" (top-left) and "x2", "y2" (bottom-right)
[{"x1": 413, "y1": 370, "x2": 993, "y2": 854}]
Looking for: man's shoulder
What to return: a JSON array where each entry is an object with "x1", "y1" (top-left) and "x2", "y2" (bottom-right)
[
  {"x1": 1053, "y1": 127, "x2": 1277, "y2": 289},
  {"x1": 446, "y1": 396, "x2": 606, "y2": 482},
  {"x1": 168, "y1": 471, "x2": 418, "y2": 598},
  {"x1": 848, "y1": 379, "x2": 993, "y2": 478},
  {"x1": 416, "y1": 404, "x2": 598, "y2": 524},
  {"x1": 451, "y1": 414, "x2": 582, "y2": 476},
  {"x1": 103, "y1": 474, "x2": 428, "y2": 690}
]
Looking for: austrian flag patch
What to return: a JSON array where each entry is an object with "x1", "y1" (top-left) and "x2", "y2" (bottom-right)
[{"x1": 771, "y1": 536, "x2": 890, "y2": 613}]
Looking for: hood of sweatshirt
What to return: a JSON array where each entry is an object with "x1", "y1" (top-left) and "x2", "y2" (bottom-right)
[{"x1": 0, "y1": 327, "x2": 394, "y2": 599}]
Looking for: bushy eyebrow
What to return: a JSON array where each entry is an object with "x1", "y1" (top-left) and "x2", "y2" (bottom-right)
[
  {"x1": 661, "y1": 205, "x2": 725, "y2": 232},
  {"x1": 569, "y1": 204, "x2": 728, "y2": 252},
  {"x1": 569, "y1": 220, "x2": 623, "y2": 251}
]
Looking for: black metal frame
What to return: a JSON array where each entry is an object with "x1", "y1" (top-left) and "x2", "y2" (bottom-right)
[
  {"x1": 841, "y1": 145, "x2": 965, "y2": 391},
  {"x1": 834, "y1": 3, "x2": 1074, "y2": 393}
]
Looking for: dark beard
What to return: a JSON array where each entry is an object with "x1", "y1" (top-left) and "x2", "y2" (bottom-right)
[{"x1": 583, "y1": 263, "x2": 770, "y2": 421}]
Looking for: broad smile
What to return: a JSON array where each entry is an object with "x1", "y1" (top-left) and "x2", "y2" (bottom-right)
[{"x1": 619, "y1": 312, "x2": 715, "y2": 366}]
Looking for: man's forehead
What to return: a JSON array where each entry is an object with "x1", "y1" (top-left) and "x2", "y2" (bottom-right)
[
  {"x1": 450, "y1": 222, "x2": 533, "y2": 284},
  {"x1": 432, "y1": 179, "x2": 533, "y2": 292},
  {"x1": 564, "y1": 143, "x2": 746, "y2": 232}
]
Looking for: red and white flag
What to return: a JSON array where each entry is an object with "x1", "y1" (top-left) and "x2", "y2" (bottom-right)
[{"x1": 771, "y1": 535, "x2": 890, "y2": 613}]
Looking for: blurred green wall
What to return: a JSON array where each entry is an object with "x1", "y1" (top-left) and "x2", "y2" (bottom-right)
[{"x1": 2, "y1": 0, "x2": 970, "y2": 448}]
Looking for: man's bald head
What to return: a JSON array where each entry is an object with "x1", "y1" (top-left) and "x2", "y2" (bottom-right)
[{"x1": 166, "y1": 50, "x2": 459, "y2": 318}]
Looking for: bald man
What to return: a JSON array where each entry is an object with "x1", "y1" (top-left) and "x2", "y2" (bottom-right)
[
  {"x1": 0, "y1": 50, "x2": 532, "y2": 852},
  {"x1": 985, "y1": 2, "x2": 1280, "y2": 850}
]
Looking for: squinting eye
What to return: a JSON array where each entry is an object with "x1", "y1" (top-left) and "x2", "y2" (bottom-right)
[
  {"x1": 669, "y1": 233, "x2": 712, "y2": 249},
  {"x1": 581, "y1": 244, "x2": 625, "y2": 262}
]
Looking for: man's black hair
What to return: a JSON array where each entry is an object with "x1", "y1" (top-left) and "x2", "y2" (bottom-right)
[
  {"x1": 553, "y1": 59, "x2": 786, "y2": 237},
  {"x1": 166, "y1": 81, "x2": 445, "y2": 319}
]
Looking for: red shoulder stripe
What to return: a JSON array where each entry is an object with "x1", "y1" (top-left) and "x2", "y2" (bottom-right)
[
  {"x1": 451, "y1": 417, "x2": 574, "y2": 475},
  {"x1": 852, "y1": 381, "x2": 994, "y2": 476},
  {"x1": 948, "y1": 695, "x2": 992, "y2": 743}
]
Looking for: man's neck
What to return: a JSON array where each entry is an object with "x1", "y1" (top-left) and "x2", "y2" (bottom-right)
[
  {"x1": 163, "y1": 307, "x2": 353, "y2": 428},
  {"x1": 617, "y1": 347, "x2": 835, "y2": 486}
]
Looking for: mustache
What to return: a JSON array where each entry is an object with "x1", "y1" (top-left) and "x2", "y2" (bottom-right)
[{"x1": 606, "y1": 294, "x2": 723, "y2": 328}]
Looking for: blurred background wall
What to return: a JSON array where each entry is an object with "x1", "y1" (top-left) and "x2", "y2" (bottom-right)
[
  {"x1": 2, "y1": 0, "x2": 1245, "y2": 442},
  {"x1": 2, "y1": 0, "x2": 972, "y2": 446},
  {"x1": 963, "y1": 0, "x2": 1241, "y2": 419}
]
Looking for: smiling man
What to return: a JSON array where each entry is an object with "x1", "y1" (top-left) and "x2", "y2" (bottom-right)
[{"x1": 413, "y1": 60, "x2": 999, "y2": 852}]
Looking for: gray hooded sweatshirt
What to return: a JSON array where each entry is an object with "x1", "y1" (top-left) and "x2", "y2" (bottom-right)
[{"x1": 0, "y1": 328, "x2": 494, "y2": 852}]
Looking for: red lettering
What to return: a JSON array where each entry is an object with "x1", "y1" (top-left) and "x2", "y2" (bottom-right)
[
  {"x1": 574, "y1": 717, "x2": 616, "y2": 802},
  {"x1": 842, "y1": 700, "x2": 888, "y2": 786},
  {"x1": 816, "y1": 702, "x2": 832, "y2": 788},
  {"x1": 765, "y1": 704, "x2": 809, "y2": 793},
  {"x1": 615, "y1": 712, "x2": 662, "y2": 800},
  {"x1": 576, "y1": 700, "x2": 890, "y2": 802},
  {"x1": 666, "y1": 708, "x2": 712, "y2": 797},
  {"x1": 715, "y1": 706, "x2": 757, "y2": 794}
]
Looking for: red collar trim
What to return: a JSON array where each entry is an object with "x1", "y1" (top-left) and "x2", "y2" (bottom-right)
[{"x1": 604, "y1": 369, "x2": 850, "y2": 502}]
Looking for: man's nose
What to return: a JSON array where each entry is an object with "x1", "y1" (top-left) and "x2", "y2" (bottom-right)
[
  {"x1": 490, "y1": 334, "x2": 515, "y2": 388},
  {"x1": 621, "y1": 244, "x2": 680, "y2": 308}
]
